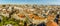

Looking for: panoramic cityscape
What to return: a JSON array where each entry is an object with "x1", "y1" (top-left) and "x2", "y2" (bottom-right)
[{"x1": 0, "y1": 0, "x2": 60, "y2": 26}]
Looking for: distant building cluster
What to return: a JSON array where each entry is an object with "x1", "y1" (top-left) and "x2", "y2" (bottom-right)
[{"x1": 0, "y1": 4, "x2": 60, "y2": 26}]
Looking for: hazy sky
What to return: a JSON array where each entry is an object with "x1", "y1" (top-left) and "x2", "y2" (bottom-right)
[{"x1": 0, "y1": 0, "x2": 60, "y2": 5}]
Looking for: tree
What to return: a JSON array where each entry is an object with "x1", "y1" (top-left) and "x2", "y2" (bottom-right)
[{"x1": 2, "y1": 5, "x2": 6, "y2": 7}]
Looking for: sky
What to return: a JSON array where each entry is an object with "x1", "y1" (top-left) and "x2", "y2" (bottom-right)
[{"x1": 0, "y1": 0, "x2": 60, "y2": 5}]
